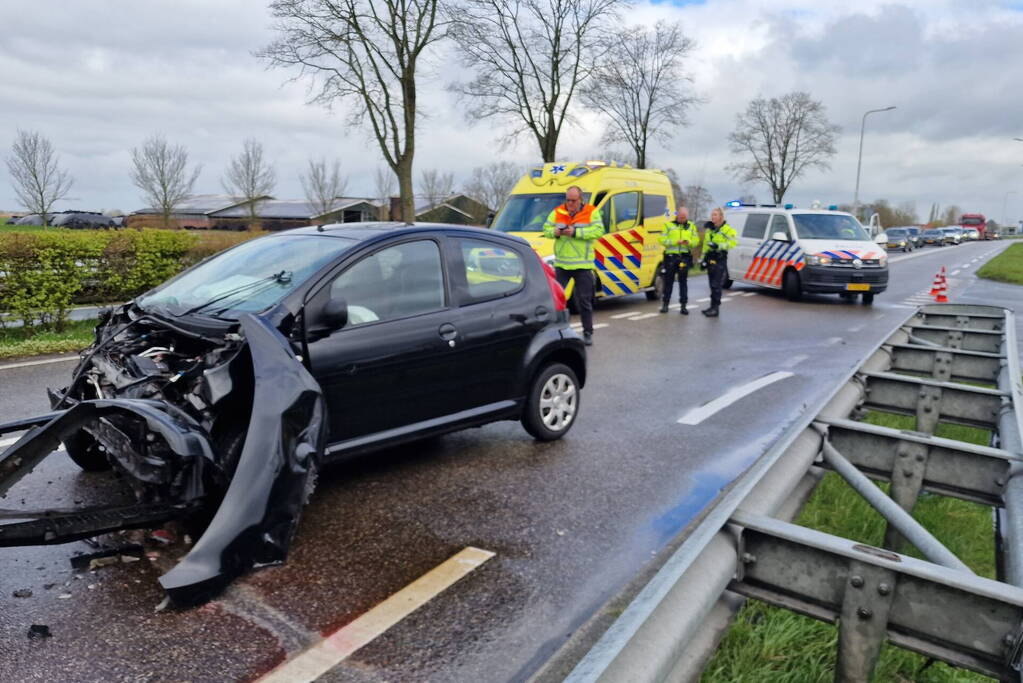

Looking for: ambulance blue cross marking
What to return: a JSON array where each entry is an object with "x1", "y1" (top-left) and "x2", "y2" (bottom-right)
[{"x1": 551, "y1": 165, "x2": 565, "y2": 174}]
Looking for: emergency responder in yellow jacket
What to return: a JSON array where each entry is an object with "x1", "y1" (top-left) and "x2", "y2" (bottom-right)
[
  {"x1": 658, "y1": 204, "x2": 700, "y2": 315},
  {"x1": 543, "y1": 185, "x2": 604, "y2": 345},
  {"x1": 700, "y1": 207, "x2": 738, "y2": 317}
]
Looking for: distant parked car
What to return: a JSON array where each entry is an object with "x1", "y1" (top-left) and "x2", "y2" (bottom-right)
[
  {"x1": 884, "y1": 228, "x2": 915, "y2": 252},
  {"x1": 942, "y1": 227, "x2": 963, "y2": 245},
  {"x1": 921, "y1": 228, "x2": 950, "y2": 246},
  {"x1": 963, "y1": 228, "x2": 981, "y2": 241}
]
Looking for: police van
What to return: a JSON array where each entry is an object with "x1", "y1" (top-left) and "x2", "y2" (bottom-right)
[
  {"x1": 490, "y1": 161, "x2": 675, "y2": 301},
  {"x1": 723, "y1": 203, "x2": 890, "y2": 304}
]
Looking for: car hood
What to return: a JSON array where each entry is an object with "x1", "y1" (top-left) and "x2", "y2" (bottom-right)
[{"x1": 797, "y1": 240, "x2": 886, "y2": 260}]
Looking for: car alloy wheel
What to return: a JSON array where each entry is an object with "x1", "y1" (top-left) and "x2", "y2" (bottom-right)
[{"x1": 540, "y1": 373, "x2": 577, "y2": 432}]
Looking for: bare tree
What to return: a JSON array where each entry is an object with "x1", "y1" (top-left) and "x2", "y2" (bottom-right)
[
  {"x1": 130, "y1": 135, "x2": 201, "y2": 229},
  {"x1": 678, "y1": 184, "x2": 713, "y2": 222},
  {"x1": 728, "y1": 91, "x2": 840, "y2": 204},
  {"x1": 941, "y1": 205, "x2": 962, "y2": 227},
  {"x1": 663, "y1": 167, "x2": 683, "y2": 202},
  {"x1": 374, "y1": 166, "x2": 397, "y2": 220},
  {"x1": 463, "y1": 161, "x2": 521, "y2": 211},
  {"x1": 5, "y1": 130, "x2": 73, "y2": 225},
  {"x1": 223, "y1": 138, "x2": 276, "y2": 229},
  {"x1": 581, "y1": 21, "x2": 698, "y2": 169},
  {"x1": 448, "y1": 0, "x2": 622, "y2": 162},
  {"x1": 419, "y1": 168, "x2": 455, "y2": 209},
  {"x1": 300, "y1": 158, "x2": 348, "y2": 223},
  {"x1": 259, "y1": 0, "x2": 444, "y2": 223}
]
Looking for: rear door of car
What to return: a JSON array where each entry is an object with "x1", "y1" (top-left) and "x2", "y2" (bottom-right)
[
  {"x1": 733, "y1": 212, "x2": 769, "y2": 285},
  {"x1": 446, "y1": 235, "x2": 538, "y2": 409},
  {"x1": 304, "y1": 237, "x2": 464, "y2": 443}
]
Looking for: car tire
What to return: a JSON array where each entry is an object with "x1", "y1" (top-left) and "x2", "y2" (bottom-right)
[
  {"x1": 64, "y1": 430, "x2": 111, "y2": 472},
  {"x1": 862, "y1": 292, "x2": 875, "y2": 305},
  {"x1": 839, "y1": 292, "x2": 855, "y2": 301},
  {"x1": 522, "y1": 363, "x2": 580, "y2": 441},
  {"x1": 645, "y1": 266, "x2": 664, "y2": 301},
  {"x1": 782, "y1": 269, "x2": 801, "y2": 301}
]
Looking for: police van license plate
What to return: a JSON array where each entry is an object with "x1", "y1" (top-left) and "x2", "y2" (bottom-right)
[{"x1": 846, "y1": 283, "x2": 870, "y2": 291}]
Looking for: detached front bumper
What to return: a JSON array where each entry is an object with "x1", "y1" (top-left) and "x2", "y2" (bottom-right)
[{"x1": 801, "y1": 264, "x2": 889, "y2": 294}]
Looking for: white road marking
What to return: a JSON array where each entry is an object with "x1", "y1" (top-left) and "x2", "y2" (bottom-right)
[
  {"x1": 848, "y1": 324, "x2": 864, "y2": 333},
  {"x1": 257, "y1": 547, "x2": 495, "y2": 683},
  {"x1": 696, "y1": 297, "x2": 711, "y2": 303},
  {"x1": 677, "y1": 371, "x2": 794, "y2": 425},
  {"x1": 951, "y1": 270, "x2": 961, "y2": 276},
  {"x1": 780, "y1": 354, "x2": 809, "y2": 369},
  {"x1": 610, "y1": 312, "x2": 644, "y2": 319},
  {"x1": 825, "y1": 336, "x2": 842, "y2": 346},
  {"x1": 570, "y1": 323, "x2": 608, "y2": 330},
  {"x1": 687, "y1": 304, "x2": 699, "y2": 310},
  {"x1": 630, "y1": 313, "x2": 660, "y2": 321},
  {"x1": 0, "y1": 355, "x2": 78, "y2": 371},
  {"x1": 740, "y1": 292, "x2": 757, "y2": 297}
]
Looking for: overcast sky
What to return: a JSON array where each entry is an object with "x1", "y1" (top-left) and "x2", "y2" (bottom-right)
[{"x1": 2, "y1": 0, "x2": 1022, "y2": 223}]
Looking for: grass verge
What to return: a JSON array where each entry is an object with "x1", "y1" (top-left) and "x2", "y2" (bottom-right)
[
  {"x1": 702, "y1": 411, "x2": 996, "y2": 682},
  {"x1": 977, "y1": 243, "x2": 1023, "y2": 285},
  {"x1": 0, "y1": 318, "x2": 95, "y2": 360}
]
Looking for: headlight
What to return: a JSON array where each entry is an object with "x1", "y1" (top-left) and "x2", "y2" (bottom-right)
[
  {"x1": 806, "y1": 254, "x2": 832, "y2": 266},
  {"x1": 878, "y1": 254, "x2": 888, "y2": 266},
  {"x1": 899, "y1": 241, "x2": 906, "y2": 246}
]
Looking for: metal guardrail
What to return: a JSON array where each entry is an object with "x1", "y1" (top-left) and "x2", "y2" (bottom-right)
[{"x1": 562, "y1": 304, "x2": 1023, "y2": 682}]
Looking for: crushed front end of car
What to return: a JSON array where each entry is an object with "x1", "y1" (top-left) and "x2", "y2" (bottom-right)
[{"x1": 0, "y1": 304, "x2": 325, "y2": 605}]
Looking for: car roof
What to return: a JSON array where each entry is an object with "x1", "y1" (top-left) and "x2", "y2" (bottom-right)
[
  {"x1": 724, "y1": 207, "x2": 856, "y2": 218},
  {"x1": 275, "y1": 221, "x2": 529, "y2": 246}
]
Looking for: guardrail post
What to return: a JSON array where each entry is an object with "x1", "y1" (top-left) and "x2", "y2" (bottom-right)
[{"x1": 836, "y1": 561, "x2": 897, "y2": 683}]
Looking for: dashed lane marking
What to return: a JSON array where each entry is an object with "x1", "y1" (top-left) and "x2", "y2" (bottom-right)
[
  {"x1": 848, "y1": 324, "x2": 865, "y2": 333},
  {"x1": 739, "y1": 292, "x2": 757, "y2": 297},
  {"x1": 630, "y1": 313, "x2": 660, "y2": 321},
  {"x1": 257, "y1": 546, "x2": 495, "y2": 683},
  {"x1": 0, "y1": 355, "x2": 78, "y2": 371},
  {"x1": 696, "y1": 297, "x2": 711, "y2": 303},
  {"x1": 570, "y1": 323, "x2": 609, "y2": 330},
  {"x1": 678, "y1": 371, "x2": 794, "y2": 425},
  {"x1": 781, "y1": 354, "x2": 809, "y2": 369},
  {"x1": 951, "y1": 270, "x2": 961, "y2": 276},
  {"x1": 610, "y1": 312, "x2": 644, "y2": 319}
]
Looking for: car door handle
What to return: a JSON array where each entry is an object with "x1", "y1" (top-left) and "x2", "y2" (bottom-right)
[{"x1": 438, "y1": 323, "x2": 459, "y2": 344}]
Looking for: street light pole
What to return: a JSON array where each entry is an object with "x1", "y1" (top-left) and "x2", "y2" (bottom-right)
[
  {"x1": 853, "y1": 106, "x2": 897, "y2": 220},
  {"x1": 1003, "y1": 190, "x2": 1017, "y2": 226}
]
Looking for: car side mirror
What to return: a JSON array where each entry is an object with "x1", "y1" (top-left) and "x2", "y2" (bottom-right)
[
  {"x1": 874, "y1": 233, "x2": 888, "y2": 244},
  {"x1": 322, "y1": 296, "x2": 349, "y2": 330},
  {"x1": 771, "y1": 231, "x2": 789, "y2": 241}
]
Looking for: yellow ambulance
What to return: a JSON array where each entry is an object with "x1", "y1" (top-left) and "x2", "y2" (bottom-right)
[{"x1": 490, "y1": 161, "x2": 676, "y2": 301}]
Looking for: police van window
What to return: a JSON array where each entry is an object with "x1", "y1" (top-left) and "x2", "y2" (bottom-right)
[
  {"x1": 458, "y1": 239, "x2": 524, "y2": 302},
  {"x1": 642, "y1": 194, "x2": 668, "y2": 222},
  {"x1": 610, "y1": 192, "x2": 640, "y2": 232},
  {"x1": 769, "y1": 214, "x2": 790, "y2": 239},
  {"x1": 330, "y1": 240, "x2": 445, "y2": 326},
  {"x1": 742, "y1": 213, "x2": 770, "y2": 239}
]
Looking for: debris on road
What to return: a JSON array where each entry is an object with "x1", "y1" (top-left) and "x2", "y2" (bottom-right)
[
  {"x1": 12, "y1": 588, "x2": 32, "y2": 598},
  {"x1": 70, "y1": 544, "x2": 143, "y2": 570},
  {"x1": 27, "y1": 625, "x2": 51, "y2": 639}
]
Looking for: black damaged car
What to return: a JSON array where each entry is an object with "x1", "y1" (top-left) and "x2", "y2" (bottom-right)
[{"x1": 0, "y1": 223, "x2": 586, "y2": 604}]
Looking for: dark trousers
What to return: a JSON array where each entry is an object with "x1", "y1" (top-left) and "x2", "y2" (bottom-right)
[
  {"x1": 661, "y1": 253, "x2": 693, "y2": 304},
  {"x1": 706, "y1": 253, "x2": 728, "y2": 308},
  {"x1": 556, "y1": 267, "x2": 595, "y2": 334}
]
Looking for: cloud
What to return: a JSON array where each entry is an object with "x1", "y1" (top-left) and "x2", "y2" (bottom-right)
[{"x1": 0, "y1": 1, "x2": 1021, "y2": 223}]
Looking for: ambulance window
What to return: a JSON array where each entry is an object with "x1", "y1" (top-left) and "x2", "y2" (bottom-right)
[
  {"x1": 610, "y1": 192, "x2": 640, "y2": 232},
  {"x1": 457, "y1": 238, "x2": 525, "y2": 303},
  {"x1": 770, "y1": 214, "x2": 791, "y2": 239},
  {"x1": 642, "y1": 194, "x2": 668, "y2": 221},
  {"x1": 742, "y1": 213, "x2": 769, "y2": 239}
]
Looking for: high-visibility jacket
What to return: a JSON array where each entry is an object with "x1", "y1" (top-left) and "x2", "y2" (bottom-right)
[
  {"x1": 542, "y1": 204, "x2": 605, "y2": 270},
  {"x1": 660, "y1": 220, "x2": 699, "y2": 255},
  {"x1": 702, "y1": 222, "x2": 738, "y2": 253}
]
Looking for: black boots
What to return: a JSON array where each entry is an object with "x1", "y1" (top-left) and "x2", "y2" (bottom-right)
[
  {"x1": 659, "y1": 302, "x2": 668, "y2": 313},
  {"x1": 701, "y1": 307, "x2": 719, "y2": 317}
]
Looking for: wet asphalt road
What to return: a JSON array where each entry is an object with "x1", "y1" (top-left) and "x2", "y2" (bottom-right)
[{"x1": 0, "y1": 240, "x2": 1016, "y2": 682}]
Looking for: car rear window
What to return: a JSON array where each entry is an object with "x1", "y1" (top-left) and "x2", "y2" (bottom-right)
[{"x1": 458, "y1": 238, "x2": 525, "y2": 302}]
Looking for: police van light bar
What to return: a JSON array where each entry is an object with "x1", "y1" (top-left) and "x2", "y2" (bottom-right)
[
  {"x1": 585, "y1": 160, "x2": 608, "y2": 167},
  {"x1": 784, "y1": 203, "x2": 794, "y2": 209},
  {"x1": 725, "y1": 200, "x2": 743, "y2": 208},
  {"x1": 828, "y1": 204, "x2": 838, "y2": 211}
]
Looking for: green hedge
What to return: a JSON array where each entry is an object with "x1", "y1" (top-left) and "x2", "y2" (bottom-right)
[{"x1": 0, "y1": 229, "x2": 257, "y2": 330}]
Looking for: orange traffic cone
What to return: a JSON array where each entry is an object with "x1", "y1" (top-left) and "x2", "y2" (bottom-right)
[
  {"x1": 934, "y1": 271, "x2": 949, "y2": 303},
  {"x1": 929, "y1": 269, "x2": 943, "y2": 296}
]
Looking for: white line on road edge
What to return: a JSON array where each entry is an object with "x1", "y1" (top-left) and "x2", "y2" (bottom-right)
[
  {"x1": 677, "y1": 371, "x2": 794, "y2": 425},
  {"x1": 695, "y1": 297, "x2": 710, "y2": 303},
  {"x1": 0, "y1": 355, "x2": 78, "y2": 371},
  {"x1": 257, "y1": 547, "x2": 495, "y2": 683},
  {"x1": 630, "y1": 313, "x2": 660, "y2": 321},
  {"x1": 780, "y1": 354, "x2": 809, "y2": 369},
  {"x1": 610, "y1": 312, "x2": 644, "y2": 319}
]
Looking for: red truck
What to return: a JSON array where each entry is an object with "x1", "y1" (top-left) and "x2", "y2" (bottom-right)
[{"x1": 958, "y1": 213, "x2": 990, "y2": 239}]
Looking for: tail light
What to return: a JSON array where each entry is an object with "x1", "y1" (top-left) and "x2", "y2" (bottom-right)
[{"x1": 536, "y1": 252, "x2": 566, "y2": 312}]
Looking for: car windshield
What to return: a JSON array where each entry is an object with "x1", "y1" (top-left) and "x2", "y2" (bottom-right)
[
  {"x1": 791, "y1": 214, "x2": 871, "y2": 241},
  {"x1": 961, "y1": 217, "x2": 983, "y2": 226},
  {"x1": 138, "y1": 234, "x2": 353, "y2": 319},
  {"x1": 924, "y1": 229, "x2": 942, "y2": 236},
  {"x1": 887, "y1": 229, "x2": 907, "y2": 236},
  {"x1": 492, "y1": 193, "x2": 590, "y2": 233}
]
